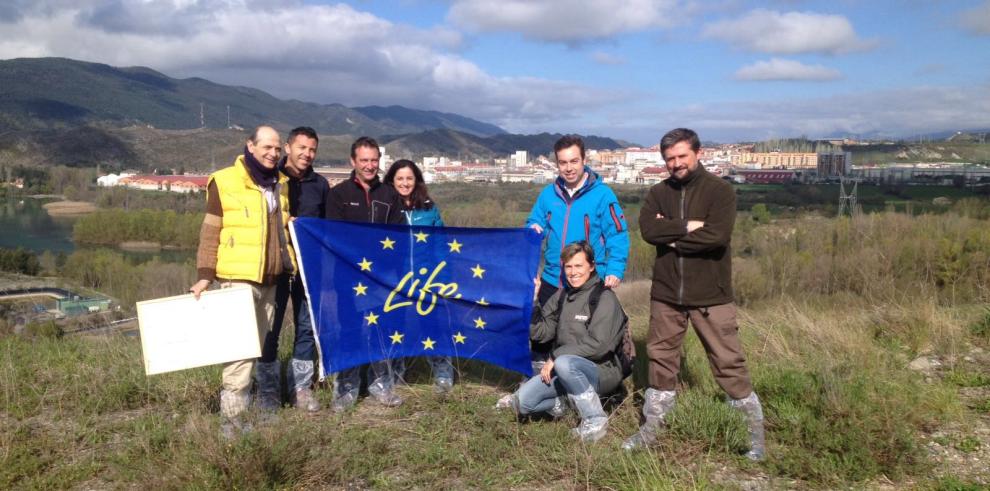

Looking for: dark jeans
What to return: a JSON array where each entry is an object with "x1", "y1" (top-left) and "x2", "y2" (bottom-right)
[{"x1": 261, "y1": 274, "x2": 316, "y2": 362}]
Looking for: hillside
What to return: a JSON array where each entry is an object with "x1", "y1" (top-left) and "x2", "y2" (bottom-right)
[
  {"x1": 0, "y1": 126, "x2": 357, "y2": 171},
  {"x1": 0, "y1": 57, "x2": 505, "y2": 137},
  {"x1": 0, "y1": 124, "x2": 628, "y2": 170},
  {"x1": 850, "y1": 141, "x2": 990, "y2": 165},
  {"x1": 0, "y1": 57, "x2": 633, "y2": 168},
  {"x1": 381, "y1": 129, "x2": 628, "y2": 160}
]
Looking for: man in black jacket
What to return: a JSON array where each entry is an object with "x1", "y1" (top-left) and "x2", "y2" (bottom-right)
[
  {"x1": 622, "y1": 128, "x2": 766, "y2": 461},
  {"x1": 326, "y1": 136, "x2": 406, "y2": 412},
  {"x1": 256, "y1": 127, "x2": 329, "y2": 414}
]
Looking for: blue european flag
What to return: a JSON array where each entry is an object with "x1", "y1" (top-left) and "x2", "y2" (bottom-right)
[{"x1": 291, "y1": 218, "x2": 542, "y2": 378}]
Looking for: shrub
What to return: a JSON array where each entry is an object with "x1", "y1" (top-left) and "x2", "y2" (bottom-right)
[{"x1": 23, "y1": 320, "x2": 63, "y2": 339}]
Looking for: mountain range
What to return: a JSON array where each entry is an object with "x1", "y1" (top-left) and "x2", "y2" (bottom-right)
[{"x1": 0, "y1": 57, "x2": 629, "y2": 168}]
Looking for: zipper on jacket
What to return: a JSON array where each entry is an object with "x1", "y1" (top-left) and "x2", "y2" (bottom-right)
[
  {"x1": 608, "y1": 203, "x2": 623, "y2": 232},
  {"x1": 258, "y1": 186, "x2": 268, "y2": 282},
  {"x1": 559, "y1": 201, "x2": 573, "y2": 284},
  {"x1": 584, "y1": 214, "x2": 590, "y2": 242},
  {"x1": 678, "y1": 187, "x2": 685, "y2": 305}
]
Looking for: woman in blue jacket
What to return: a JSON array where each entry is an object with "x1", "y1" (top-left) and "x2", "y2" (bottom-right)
[{"x1": 384, "y1": 159, "x2": 455, "y2": 394}]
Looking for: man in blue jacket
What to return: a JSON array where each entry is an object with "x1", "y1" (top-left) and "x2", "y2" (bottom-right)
[{"x1": 525, "y1": 135, "x2": 630, "y2": 369}]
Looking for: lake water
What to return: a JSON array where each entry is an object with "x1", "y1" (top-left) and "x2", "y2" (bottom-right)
[
  {"x1": 1, "y1": 196, "x2": 75, "y2": 254},
  {"x1": 2, "y1": 195, "x2": 194, "y2": 263}
]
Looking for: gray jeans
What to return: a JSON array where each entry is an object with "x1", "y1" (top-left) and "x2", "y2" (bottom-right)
[{"x1": 515, "y1": 354, "x2": 600, "y2": 415}]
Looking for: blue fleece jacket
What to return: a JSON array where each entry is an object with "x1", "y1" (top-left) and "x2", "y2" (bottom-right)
[
  {"x1": 525, "y1": 167, "x2": 629, "y2": 287},
  {"x1": 401, "y1": 200, "x2": 444, "y2": 227}
]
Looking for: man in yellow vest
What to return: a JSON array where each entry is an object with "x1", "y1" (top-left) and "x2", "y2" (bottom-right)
[{"x1": 189, "y1": 125, "x2": 296, "y2": 437}]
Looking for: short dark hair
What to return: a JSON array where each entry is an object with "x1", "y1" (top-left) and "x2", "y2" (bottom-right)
[
  {"x1": 350, "y1": 136, "x2": 380, "y2": 159},
  {"x1": 384, "y1": 159, "x2": 435, "y2": 210},
  {"x1": 560, "y1": 240, "x2": 595, "y2": 265},
  {"x1": 288, "y1": 126, "x2": 318, "y2": 144},
  {"x1": 660, "y1": 128, "x2": 700, "y2": 154},
  {"x1": 554, "y1": 135, "x2": 586, "y2": 160}
]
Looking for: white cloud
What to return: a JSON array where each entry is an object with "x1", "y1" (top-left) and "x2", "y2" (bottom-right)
[
  {"x1": 590, "y1": 51, "x2": 627, "y2": 65},
  {"x1": 960, "y1": 0, "x2": 990, "y2": 35},
  {"x1": 0, "y1": 0, "x2": 624, "y2": 130},
  {"x1": 447, "y1": 0, "x2": 680, "y2": 43},
  {"x1": 600, "y1": 85, "x2": 990, "y2": 142},
  {"x1": 703, "y1": 9, "x2": 875, "y2": 55},
  {"x1": 734, "y1": 58, "x2": 841, "y2": 81}
]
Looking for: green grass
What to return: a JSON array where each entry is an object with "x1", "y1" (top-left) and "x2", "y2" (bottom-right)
[
  {"x1": 932, "y1": 475, "x2": 989, "y2": 491},
  {"x1": 6, "y1": 208, "x2": 990, "y2": 488},
  {"x1": 945, "y1": 369, "x2": 990, "y2": 388},
  {"x1": 3, "y1": 292, "x2": 985, "y2": 489}
]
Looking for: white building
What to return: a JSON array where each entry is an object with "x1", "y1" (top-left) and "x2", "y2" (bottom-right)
[
  {"x1": 511, "y1": 150, "x2": 528, "y2": 168},
  {"x1": 96, "y1": 173, "x2": 135, "y2": 187},
  {"x1": 624, "y1": 148, "x2": 663, "y2": 170},
  {"x1": 501, "y1": 170, "x2": 537, "y2": 183},
  {"x1": 379, "y1": 146, "x2": 392, "y2": 169},
  {"x1": 612, "y1": 165, "x2": 636, "y2": 184}
]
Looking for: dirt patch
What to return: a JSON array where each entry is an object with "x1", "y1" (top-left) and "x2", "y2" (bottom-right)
[
  {"x1": 904, "y1": 346, "x2": 990, "y2": 486},
  {"x1": 42, "y1": 200, "x2": 97, "y2": 216},
  {"x1": 925, "y1": 348, "x2": 990, "y2": 486}
]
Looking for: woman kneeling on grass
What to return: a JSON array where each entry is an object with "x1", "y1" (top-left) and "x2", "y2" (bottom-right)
[{"x1": 498, "y1": 241, "x2": 627, "y2": 442}]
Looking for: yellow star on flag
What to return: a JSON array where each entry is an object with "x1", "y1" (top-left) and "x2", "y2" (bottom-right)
[
  {"x1": 414, "y1": 231, "x2": 429, "y2": 243},
  {"x1": 473, "y1": 317, "x2": 486, "y2": 329},
  {"x1": 358, "y1": 257, "x2": 373, "y2": 271},
  {"x1": 447, "y1": 239, "x2": 462, "y2": 253},
  {"x1": 390, "y1": 331, "x2": 404, "y2": 344},
  {"x1": 477, "y1": 297, "x2": 489, "y2": 306},
  {"x1": 380, "y1": 237, "x2": 395, "y2": 250},
  {"x1": 453, "y1": 332, "x2": 466, "y2": 344},
  {"x1": 353, "y1": 282, "x2": 368, "y2": 296},
  {"x1": 364, "y1": 311, "x2": 379, "y2": 326},
  {"x1": 422, "y1": 337, "x2": 436, "y2": 350},
  {"x1": 471, "y1": 264, "x2": 486, "y2": 278}
]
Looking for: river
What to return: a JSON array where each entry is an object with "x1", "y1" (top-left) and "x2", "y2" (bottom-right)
[{"x1": 2, "y1": 195, "x2": 194, "y2": 264}]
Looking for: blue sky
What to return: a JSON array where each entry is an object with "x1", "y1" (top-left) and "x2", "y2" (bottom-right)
[{"x1": 1, "y1": 0, "x2": 988, "y2": 143}]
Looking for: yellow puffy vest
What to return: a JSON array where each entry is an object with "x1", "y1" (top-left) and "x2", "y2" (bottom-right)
[{"x1": 210, "y1": 156, "x2": 296, "y2": 282}]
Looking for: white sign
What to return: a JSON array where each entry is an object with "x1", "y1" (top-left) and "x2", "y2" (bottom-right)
[{"x1": 137, "y1": 284, "x2": 260, "y2": 375}]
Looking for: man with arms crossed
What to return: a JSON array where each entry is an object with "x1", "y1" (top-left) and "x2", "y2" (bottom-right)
[
  {"x1": 326, "y1": 136, "x2": 406, "y2": 412},
  {"x1": 189, "y1": 126, "x2": 295, "y2": 436},
  {"x1": 525, "y1": 135, "x2": 630, "y2": 371},
  {"x1": 255, "y1": 126, "x2": 329, "y2": 413},
  {"x1": 622, "y1": 128, "x2": 766, "y2": 461}
]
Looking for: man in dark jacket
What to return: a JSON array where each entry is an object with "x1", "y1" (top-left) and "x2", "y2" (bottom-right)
[
  {"x1": 255, "y1": 126, "x2": 329, "y2": 414},
  {"x1": 622, "y1": 128, "x2": 766, "y2": 461},
  {"x1": 326, "y1": 136, "x2": 406, "y2": 412}
]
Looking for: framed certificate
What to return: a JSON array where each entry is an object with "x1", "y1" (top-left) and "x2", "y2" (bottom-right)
[{"x1": 137, "y1": 284, "x2": 260, "y2": 375}]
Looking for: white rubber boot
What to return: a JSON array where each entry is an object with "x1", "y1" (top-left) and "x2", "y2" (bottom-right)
[{"x1": 622, "y1": 389, "x2": 676, "y2": 451}]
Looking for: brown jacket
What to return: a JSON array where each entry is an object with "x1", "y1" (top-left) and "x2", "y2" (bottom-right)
[{"x1": 639, "y1": 166, "x2": 735, "y2": 307}]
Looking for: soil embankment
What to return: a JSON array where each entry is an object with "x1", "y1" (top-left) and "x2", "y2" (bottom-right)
[
  {"x1": 118, "y1": 241, "x2": 162, "y2": 251},
  {"x1": 42, "y1": 201, "x2": 97, "y2": 216}
]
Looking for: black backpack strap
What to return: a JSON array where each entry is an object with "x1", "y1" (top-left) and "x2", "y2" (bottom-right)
[
  {"x1": 586, "y1": 281, "x2": 603, "y2": 322},
  {"x1": 558, "y1": 281, "x2": 604, "y2": 327}
]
